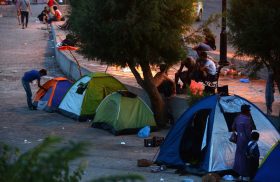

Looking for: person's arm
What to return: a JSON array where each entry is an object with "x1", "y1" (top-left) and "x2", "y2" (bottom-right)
[
  {"x1": 177, "y1": 61, "x2": 184, "y2": 73},
  {"x1": 28, "y1": 0, "x2": 32, "y2": 15},
  {"x1": 37, "y1": 79, "x2": 47, "y2": 91},
  {"x1": 53, "y1": 0, "x2": 59, "y2": 6}
]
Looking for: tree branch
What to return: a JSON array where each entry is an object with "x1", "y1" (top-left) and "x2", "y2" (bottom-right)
[{"x1": 127, "y1": 61, "x2": 145, "y2": 88}]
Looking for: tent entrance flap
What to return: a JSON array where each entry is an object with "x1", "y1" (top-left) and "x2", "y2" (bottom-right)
[{"x1": 180, "y1": 109, "x2": 211, "y2": 165}]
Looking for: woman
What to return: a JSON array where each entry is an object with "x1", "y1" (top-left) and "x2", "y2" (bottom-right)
[{"x1": 232, "y1": 104, "x2": 254, "y2": 180}]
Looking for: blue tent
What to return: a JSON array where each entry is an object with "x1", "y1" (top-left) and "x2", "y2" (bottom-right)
[
  {"x1": 156, "y1": 95, "x2": 280, "y2": 172},
  {"x1": 254, "y1": 141, "x2": 280, "y2": 182}
]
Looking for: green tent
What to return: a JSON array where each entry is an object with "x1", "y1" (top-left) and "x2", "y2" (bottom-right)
[
  {"x1": 59, "y1": 72, "x2": 127, "y2": 121},
  {"x1": 91, "y1": 91, "x2": 157, "y2": 135}
]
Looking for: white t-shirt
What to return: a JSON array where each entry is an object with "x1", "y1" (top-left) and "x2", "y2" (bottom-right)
[{"x1": 204, "y1": 59, "x2": 216, "y2": 75}]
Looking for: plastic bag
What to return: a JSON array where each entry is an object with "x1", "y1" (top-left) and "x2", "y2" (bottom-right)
[{"x1": 138, "y1": 126, "x2": 150, "y2": 138}]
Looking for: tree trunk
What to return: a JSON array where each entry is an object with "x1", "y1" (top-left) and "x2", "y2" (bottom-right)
[{"x1": 128, "y1": 62, "x2": 168, "y2": 128}]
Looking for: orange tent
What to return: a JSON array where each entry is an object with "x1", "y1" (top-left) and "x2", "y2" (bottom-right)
[
  {"x1": 58, "y1": 46, "x2": 79, "y2": 51},
  {"x1": 33, "y1": 77, "x2": 73, "y2": 112}
]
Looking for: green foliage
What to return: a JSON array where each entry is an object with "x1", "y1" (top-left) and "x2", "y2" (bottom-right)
[
  {"x1": 91, "y1": 174, "x2": 145, "y2": 182},
  {"x1": 228, "y1": 0, "x2": 280, "y2": 64},
  {"x1": 228, "y1": 0, "x2": 280, "y2": 91},
  {"x1": 69, "y1": 0, "x2": 195, "y2": 66},
  {"x1": 0, "y1": 136, "x2": 87, "y2": 182}
]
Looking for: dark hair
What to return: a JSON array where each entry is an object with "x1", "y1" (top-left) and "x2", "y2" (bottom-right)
[
  {"x1": 251, "y1": 131, "x2": 260, "y2": 141},
  {"x1": 241, "y1": 104, "x2": 251, "y2": 112},
  {"x1": 53, "y1": 6, "x2": 57, "y2": 10},
  {"x1": 39, "y1": 69, "x2": 47, "y2": 76},
  {"x1": 200, "y1": 51, "x2": 207, "y2": 59},
  {"x1": 159, "y1": 63, "x2": 167, "y2": 72}
]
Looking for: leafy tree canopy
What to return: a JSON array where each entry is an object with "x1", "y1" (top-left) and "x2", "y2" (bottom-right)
[
  {"x1": 228, "y1": 0, "x2": 280, "y2": 65},
  {"x1": 69, "y1": 0, "x2": 195, "y2": 67},
  {"x1": 228, "y1": 0, "x2": 280, "y2": 91}
]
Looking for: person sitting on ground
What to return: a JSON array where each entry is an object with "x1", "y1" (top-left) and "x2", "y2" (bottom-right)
[
  {"x1": 154, "y1": 64, "x2": 176, "y2": 97},
  {"x1": 196, "y1": 51, "x2": 216, "y2": 82},
  {"x1": 246, "y1": 131, "x2": 260, "y2": 181},
  {"x1": 38, "y1": 6, "x2": 49, "y2": 24},
  {"x1": 47, "y1": 5, "x2": 63, "y2": 24},
  {"x1": 175, "y1": 56, "x2": 196, "y2": 91},
  {"x1": 21, "y1": 69, "x2": 47, "y2": 110}
]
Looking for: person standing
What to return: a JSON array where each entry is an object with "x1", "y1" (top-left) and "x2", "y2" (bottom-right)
[
  {"x1": 19, "y1": 0, "x2": 31, "y2": 29},
  {"x1": 246, "y1": 131, "x2": 260, "y2": 180},
  {"x1": 154, "y1": 64, "x2": 176, "y2": 126},
  {"x1": 15, "y1": 0, "x2": 21, "y2": 25},
  {"x1": 265, "y1": 70, "x2": 275, "y2": 115},
  {"x1": 47, "y1": 0, "x2": 59, "y2": 15},
  {"x1": 21, "y1": 69, "x2": 47, "y2": 110},
  {"x1": 232, "y1": 104, "x2": 254, "y2": 181}
]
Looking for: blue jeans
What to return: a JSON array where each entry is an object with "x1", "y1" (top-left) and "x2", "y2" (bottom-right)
[{"x1": 22, "y1": 79, "x2": 33, "y2": 108}]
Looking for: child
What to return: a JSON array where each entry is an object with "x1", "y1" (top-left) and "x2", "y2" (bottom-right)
[
  {"x1": 47, "y1": 5, "x2": 62, "y2": 24},
  {"x1": 246, "y1": 131, "x2": 260, "y2": 180}
]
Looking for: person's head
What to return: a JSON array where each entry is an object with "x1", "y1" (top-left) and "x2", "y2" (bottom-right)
[
  {"x1": 53, "y1": 5, "x2": 58, "y2": 11},
  {"x1": 241, "y1": 104, "x2": 251, "y2": 114},
  {"x1": 203, "y1": 27, "x2": 211, "y2": 35},
  {"x1": 44, "y1": 6, "x2": 48, "y2": 10},
  {"x1": 184, "y1": 57, "x2": 196, "y2": 69},
  {"x1": 39, "y1": 69, "x2": 47, "y2": 76},
  {"x1": 159, "y1": 63, "x2": 167, "y2": 73},
  {"x1": 251, "y1": 131, "x2": 260, "y2": 141},
  {"x1": 200, "y1": 51, "x2": 208, "y2": 60}
]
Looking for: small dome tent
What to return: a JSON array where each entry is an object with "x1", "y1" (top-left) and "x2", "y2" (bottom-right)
[
  {"x1": 91, "y1": 91, "x2": 156, "y2": 135},
  {"x1": 33, "y1": 77, "x2": 72, "y2": 112},
  {"x1": 156, "y1": 94, "x2": 280, "y2": 173},
  {"x1": 58, "y1": 72, "x2": 127, "y2": 121},
  {"x1": 254, "y1": 141, "x2": 280, "y2": 182}
]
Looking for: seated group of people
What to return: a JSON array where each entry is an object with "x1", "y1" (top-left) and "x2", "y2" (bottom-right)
[
  {"x1": 38, "y1": 5, "x2": 64, "y2": 25},
  {"x1": 155, "y1": 27, "x2": 218, "y2": 95},
  {"x1": 175, "y1": 50, "x2": 217, "y2": 91},
  {"x1": 154, "y1": 49, "x2": 217, "y2": 97}
]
